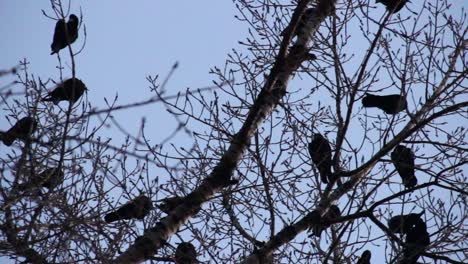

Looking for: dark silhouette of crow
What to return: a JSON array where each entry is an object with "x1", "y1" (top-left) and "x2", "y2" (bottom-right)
[
  {"x1": 388, "y1": 211, "x2": 424, "y2": 234},
  {"x1": 376, "y1": 0, "x2": 409, "y2": 14},
  {"x1": 175, "y1": 242, "x2": 197, "y2": 264},
  {"x1": 50, "y1": 14, "x2": 79, "y2": 55},
  {"x1": 391, "y1": 145, "x2": 417, "y2": 188},
  {"x1": 105, "y1": 195, "x2": 153, "y2": 223},
  {"x1": 308, "y1": 134, "x2": 333, "y2": 184},
  {"x1": 42, "y1": 78, "x2": 87, "y2": 105},
  {"x1": 356, "y1": 250, "x2": 371, "y2": 264},
  {"x1": 0, "y1": 117, "x2": 37, "y2": 146},
  {"x1": 309, "y1": 205, "x2": 341, "y2": 237},
  {"x1": 362, "y1": 93, "x2": 407, "y2": 114},
  {"x1": 306, "y1": 210, "x2": 322, "y2": 236},
  {"x1": 401, "y1": 220, "x2": 430, "y2": 264}
]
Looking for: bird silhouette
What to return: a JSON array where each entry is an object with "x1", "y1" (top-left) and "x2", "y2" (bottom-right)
[
  {"x1": 376, "y1": 0, "x2": 409, "y2": 14},
  {"x1": 388, "y1": 211, "x2": 424, "y2": 234},
  {"x1": 309, "y1": 205, "x2": 341, "y2": 237},
  {"x1": 356, "y1": 250, "x2": 371, "y2": 264},
  {"x1": 362, "y1": 93, "x2": 407, "y2": 114},
  {"x1": 50, "y1": 14, "x2": 79, "y2": 55},
  {"x1": 42, "y1": 78, "x2": 87, "y2": 105},
  {"x1": 308, "y1": 134, "x2": 333, "y2": 184},
  {"x1": 0, "y1": 117, "x2": 37, "y2": 146},
  {"x1": 401, "y1": 220, "x2": 430, "y2": 264},
  {"x1": 391, "y1": 145, "x2": 417, "y2": 188},
  {"x1": 105, "y1": 195, "x2": 153, "y2": 223},
  {"x1": 175, "y1": 242, "x2": 197, "y2": 264}
]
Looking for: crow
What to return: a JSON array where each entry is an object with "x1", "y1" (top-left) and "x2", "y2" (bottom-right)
[
  {"x1": 356, "y1": 250, "x2": 371, "y2": 264},
  {"x1": 362, "y1": 93, "x2": 407, "y2": 114},
  {"x1": 401, "y1": 220, "x2": 430, "y2": 264},
  {"x1": 391, "y1": 145, "x2": 417, "y2": 188},
  {"x1": 309, "y1": 205, "x2": 341, "y2": 237},
  {"x1": 376, "y1": 0, "x2": 409, "y2": 14},
  {"x1": 388, "y1": 211, "x2": 424, "y2": 234},
  {"x1": 42, "y1": 78, "x2": 87, "y2": 105},
  {"x1": 308, "y1": 134, "x2": 333, "y2": 184},
  {"x1": 175, "y1": 242, "x2": 197, "y2": 264},
  {"x1": 0, "y1": 117, "x2": 37, "y2": 146},
  {"x1": 105, "y1": 195, "x2": 153, "y2": 223},
  {"x1": 50, "y1": 14, "x2": 79, "y2": 55}
]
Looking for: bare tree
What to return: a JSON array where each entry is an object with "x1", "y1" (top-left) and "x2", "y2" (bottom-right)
[{"x1": 1, "y1": 0, "x2": 466, "y2": 263}]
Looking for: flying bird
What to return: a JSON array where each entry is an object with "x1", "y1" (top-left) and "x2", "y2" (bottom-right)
[
  {"x1": 50, "y1": 14, "x2": 79, "y2": 55},
  {"x1": 175, "y1": 242, "x2": 197, "y2": 264},
  {"x1": 356, "y1": 250, "x2": 371, "y2": 264},
  {"x1": 362, "y1": 93, "x2": 407, "y2": 114},
  {"x1": 308, "y1": 134, "x2": 333, "y2": 184},
  {"x1": 105, "y1": 195, "x2": 153, "y2": 223},
  {"x1": 0, "y1": 117, "x2": 37, "y2": 146},
  {"x1": 376, "y1": 0, "x2": 409, "y2": 14},
  {"x1": 42, "y1": 78, "x2": 87, "y2": 105},
  {"x1": 391, "y1": 145, "x2": 417, "y2": 188}
]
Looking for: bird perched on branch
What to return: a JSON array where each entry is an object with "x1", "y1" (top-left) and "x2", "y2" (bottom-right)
[
  {"x1": 50, "y1": 14, "x2": 79, "y2": 55},
  {"x1": 401, "y1": 219, "x2": 430, "y2": 263},
  {"x1": 388, "y1": 211, "x2": 424, "y2": 234},
  {"x1": 309, "y1": 205, "x2": 341, "y2": 237},
  {"x1": 175, "y1": 242, "x2": 197, "y2": 264},
  {"x1": 0, "y1": 117, "x2": 37, "y2": 146},
  {"x1": 356, "y1": 250, "x2": 371, "y2": 264},
  {"x1": 376, "y1": 0, "x2": 409, "y2": 14},
  {"x1": 105, "y1": 195, "x2": 153, "y2": 223},
  {"x1": 308, "y1": 134, "x2": 333, "y2": 184},
  {"x1": 42, "y1": 78, "x2": 87, "y2": 105},
  {"x1": 362, "y1": 93, "x2": 407, "y2": 114},
  {"x1": 391, "y1": 145, "x2": 417, "y2": 188}
]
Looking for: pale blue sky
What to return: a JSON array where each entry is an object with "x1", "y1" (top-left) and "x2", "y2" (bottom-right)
[
  {"x1": 1, "y1": 1, "x2": 466, "y2": 263},
  {"x1": 0, "y1": 1, "x2": 247, "y2": 144}
]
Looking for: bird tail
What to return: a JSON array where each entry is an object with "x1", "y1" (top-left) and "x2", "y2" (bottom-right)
[
  {"x1": 104, "y1": 212, "x2": 120, "y2": 223},
  {"x1": 0, "y1": 132, "x2": 14, "y2": 146}
]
